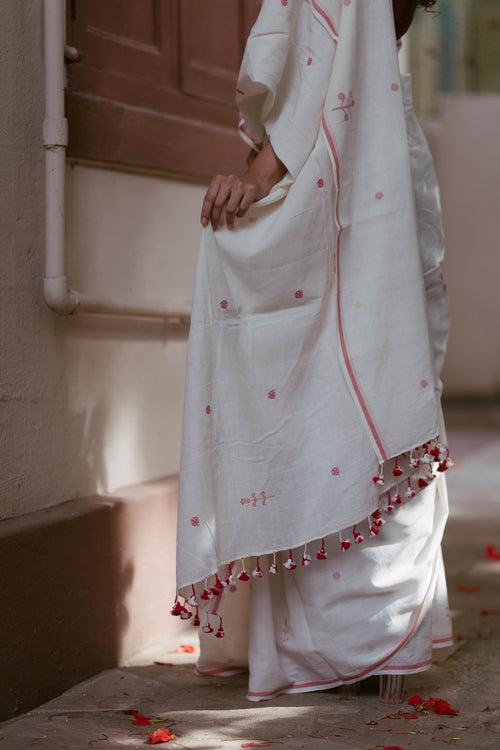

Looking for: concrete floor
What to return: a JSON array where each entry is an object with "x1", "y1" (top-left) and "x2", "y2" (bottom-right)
[{"x1": 1, "y1": 413, "x2": 500, "y2": 749}]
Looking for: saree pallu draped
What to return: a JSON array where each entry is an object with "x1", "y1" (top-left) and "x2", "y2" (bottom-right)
[{"x1": 173, "y1": 0, "x2": 452, "y2": 661}]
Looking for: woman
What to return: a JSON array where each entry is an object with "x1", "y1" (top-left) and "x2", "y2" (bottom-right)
[{"x1": 173, "y1": 0, "x2": 453, "y2": 703}]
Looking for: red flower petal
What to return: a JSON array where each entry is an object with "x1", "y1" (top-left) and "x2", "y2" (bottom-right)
[
  {"x1": 407, "y1": 694, "x2": 423, "y2": 706},
  {"x1": 485, "y1": 544, "x2": 500, "y2": 560},
  {"x1": 456, "y1": 583, "x2": 479, "y2": 592},
  {"x1": 179, "y1": 644, "x2": 195, "y2": 653},
  {"x1": 146, "y1": 727, "x2": 176, "y2": 745},
  {"x1": 383, "y1": 746, "x2": 405, "y2": 750},
  {"x1": 132, "y1": 713, "x2": 151, "y2": 726},
  {"x1": 426, "y1": 697, "x2": 459, "y2": 716}
]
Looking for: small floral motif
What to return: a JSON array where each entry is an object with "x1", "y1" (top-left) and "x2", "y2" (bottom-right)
[
  {"x1": 331, "y1": 91, "x2": 355, "y2": 121},
  {"x1": 317, "y1": 178, "x2": 325, "y2": 188},
  {"x1": 375, "y1": 191, "x2": 384, "y2": 200},
  {"x1": 267, "y1": 388, "x2": 276, "y2": 399},
  {"x1": 240, "y1": 490, "x2": 275, "y2": 508},
  {"x1": 219, "y1": 299, "x2": 228, "y2": 310},
  {"x1": 205, "y1": 404, "x2": 211, "y2": 414},
  {"x1": 344, "y1": 0, "x2": 352, "y2": 5},
  {"x1": 332, "y1": 570, "x2": 341, "y2": 580},
  {"x1": 281, "y1": 0, "x2": 288, "y2": 5},
  {"x1": 420, "y1": 379, "x2": 428, "y2": 388},
  {"x1": 307, "y1": 56, "x2": 313, "y2": 66},
  {"x1": 294, "y1": 289, "x2": 304, "y2": 299},
  {"x1": 330, "y1": 466, "x2": 341, "y2": 476},
  {"x1": 391, "y1": 82, "x2": 400, "y2": 92},
  {"x1": 190, "y1": 516, "x2": 200, "y2": 527}
]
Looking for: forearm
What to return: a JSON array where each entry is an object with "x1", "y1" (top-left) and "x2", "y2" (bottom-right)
[{"x1": 243, "y1": 141, "x2": 287, "y2": 195}]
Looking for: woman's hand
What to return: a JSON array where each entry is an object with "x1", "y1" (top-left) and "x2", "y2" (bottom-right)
[{"x1": 200, "y1": 142, "x2": 287, "y2": 230}]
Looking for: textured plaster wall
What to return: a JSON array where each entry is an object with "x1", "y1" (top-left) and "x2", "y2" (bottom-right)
[{"x1": 0, "y1": 0, "x2": 205, "y2": 521}]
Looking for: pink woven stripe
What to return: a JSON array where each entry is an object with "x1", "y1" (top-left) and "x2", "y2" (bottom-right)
[
  {"x1": 311, "y1": 0, "x2": 339, "y2": 39},
  {"x1": 321, "y1": 113, "x2": 388, "y2": 461}
]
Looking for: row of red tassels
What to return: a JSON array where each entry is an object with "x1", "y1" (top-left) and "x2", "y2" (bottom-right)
[{"x1": 171, "y1": 439, "x2": 453, "y2": 638}]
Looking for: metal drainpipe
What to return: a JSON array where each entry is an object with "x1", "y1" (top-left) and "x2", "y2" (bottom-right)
[{"x1": 42, "y1": 0, "x2": 191, "y2": 325}]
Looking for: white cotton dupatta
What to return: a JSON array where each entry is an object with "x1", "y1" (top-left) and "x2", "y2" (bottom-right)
[{"x1": 173, "y1": 0, "x2": 451, "y2": 628}]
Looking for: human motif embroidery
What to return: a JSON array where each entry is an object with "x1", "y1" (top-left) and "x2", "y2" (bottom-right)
[
  {"x1": 240, "y1": 490, "x2": 275, "y2": 508},
  {"x1": 331, "y1": 91, "x2": 355, "y2": 121}
]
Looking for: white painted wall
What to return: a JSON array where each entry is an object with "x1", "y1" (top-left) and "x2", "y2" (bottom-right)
[
  {"x1": 0, "y1": 0, "x2": 205, "y2": 521},
  {"x1": 426, "y1": 95, "x2": 500, "y2": 396}
]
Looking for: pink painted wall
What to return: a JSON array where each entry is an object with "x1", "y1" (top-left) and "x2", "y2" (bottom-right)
[{"x1": 425, "y1": 95, "x2": 500, "y2": 397}]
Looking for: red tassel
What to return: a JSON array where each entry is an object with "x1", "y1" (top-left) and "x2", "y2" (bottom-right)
[
  {"x1": 353, "y1": 524, "x2": 364, "y2": 544},
  {"x1": 394, "y1": 492, "x2": 403, "y2": 505},
  {"x1": 170, "y1": 599, "x2": 184, "y2": 617},
  {"x1": 200, "y1": 587, "x2": 213, "y2": 600},
  {"x1": 372, "y1": 473, "x2": 384, "y2": 485},
  {"x1": 316, "y1": 538, "x2": 328, "y2": 559},
  {"x1": 385, "y1": 493, "x2": 395, "y2": 513},
  {"x1": 186, "y1": 585, "x2": 198, "y2": 607},
  {"x1": 210, "y1": 574, "x2": 224, "y2": 596},
  {"x1": 192, "y1": 608, "x2": 200, "y2": 627},
  {"x1": 252, "y1": 557, "x2": 264, "y2": 579},
  {"x1": 237, "y1": 559, "x2": 250, "y2": 581},
  {"x1": 269, "y1": 552, "x2": 278, "y2": 574},
  {"x1": 371, "y1": 509, "x2": 386, "y2": 527},
  {"x1": 215, "y1": 616, "x2": 225, "y2": 639},
  {"x1": 202, "y1": 619, "x2": 214, "y2": 634},
  {"x1": 301, "y1": 545, "x2": 312, "y2": 566},
  {"x1": 284, "y1": 549, "x2": 297, "y2": 570},
  {"x1": 392, "y1": 459, "x2": 403, "y2": 477},
  {"x1": 180, "y1": 608, "x2": 192, "y2": 620},
  {"x1": 417, "y1": 477, "x2": 429, "y2": 489},
  {"x1": 405, "y1": 478, "x2": 416, "y2": 498}
]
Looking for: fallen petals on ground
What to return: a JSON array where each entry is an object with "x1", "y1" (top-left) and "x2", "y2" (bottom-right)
[
  {"x1": 146, "y1": 727, "x2": 176, "y2": 744},
  {"x1": 384, "y1": 710, "x2": 418, "y2": 720},
  {"x1": 131, "y1": 713, "x2": 152, "y2": 726},
  {"x1": 179, "y1": 644, "x2": 196, "y2": 653},
  {"x1": 485, "y1": 545, "x2": 500, "y2": 561},
  {"x1": 407, "y1": 694, "x2": 459, "y2": 716}
]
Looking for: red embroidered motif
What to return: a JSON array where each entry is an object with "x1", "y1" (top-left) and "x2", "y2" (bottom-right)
[
  {"x1": 331, "y1": 91, "x2": 355, "y2": 121},
  {"x1": 375, "y1": 191, "x2": 384, "y2": 200},
  {"x1": 240, "y1": 490, "x2": 275, "y2": 508},
  {"x1": 391, "y1": 82, "x2": 400, "y2": 91},
  {"x1": 421, "y1": 379, "x2": 428, "y2": 388},
  {"x1": 307, "y1": 56, "x2": 313, "y2": 66},
  {"x1": 281, "y1": 0, "x2": 288, "y2": 5},
  {"x1": 190, "y1": 516, "x2": 200, "y2": 526},
  {"x1": 267, "y1": 388, "x2": 276, "y2": 399},
  {"x1": 294, "y1": 289, "x2": 304, "y2": 299},
  {"x1": 331, "y1": 466, "x2": 341, "y2": 476},
  {"x1": 332, "y1": 570, "x2": 341, "y2": 580},
  {"x1": 219, "y1": 299, "x2": 228, "y2": 309},
  {"x1": 205, "y1": 404, "x2": 211, "y2": 414},
  {"x1": 317, "y1": 178, "x2": 325, "y2": 188}
]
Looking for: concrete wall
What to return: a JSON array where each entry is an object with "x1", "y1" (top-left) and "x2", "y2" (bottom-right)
[
  {"x1": 0, "y1": 0, "x2": 205, "y2": 523},
  {"x1": 428, "y1": 95, "x2": 500, "y2": 396}
]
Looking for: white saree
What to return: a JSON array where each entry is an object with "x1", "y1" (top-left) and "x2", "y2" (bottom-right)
[{"x1": 173, "y1": 0, "x2": 453, "y2": 695}]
